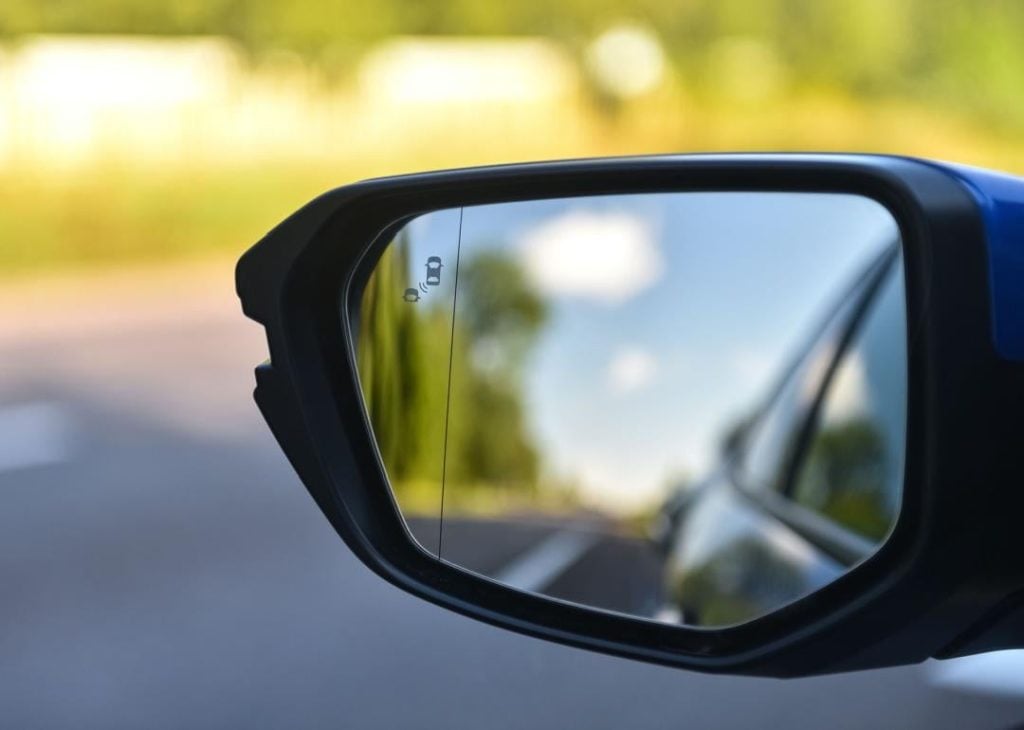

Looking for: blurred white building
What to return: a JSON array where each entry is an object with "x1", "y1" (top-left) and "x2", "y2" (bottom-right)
[
  {"x1": 0, "y1": 36, "x2": 242, "y2": 166},
  {"x1": 0, "y1": 35, "x2": 583, "y2": 169}
]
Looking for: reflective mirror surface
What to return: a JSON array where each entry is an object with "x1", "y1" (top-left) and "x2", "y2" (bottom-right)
[{"x1": 355, "y1": 192, "x2": 906, "y2": 627}]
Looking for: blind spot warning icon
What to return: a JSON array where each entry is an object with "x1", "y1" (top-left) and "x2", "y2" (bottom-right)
[
  {"x1": 425, "y1": 256, "x2": 443, "y2": 286},
  {"x1": 403, "y1": 288, "x2": 420, "y2": 303}
]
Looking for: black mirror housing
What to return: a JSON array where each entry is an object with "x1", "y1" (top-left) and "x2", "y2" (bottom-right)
[{"x1": 236, "y1": 154, "x2": 1024, "y2": 677}]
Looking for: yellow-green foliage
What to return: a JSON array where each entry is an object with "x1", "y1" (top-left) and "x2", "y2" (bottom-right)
[{"x1": 357, "y1": 238, "x2": 550, "y2": 512}]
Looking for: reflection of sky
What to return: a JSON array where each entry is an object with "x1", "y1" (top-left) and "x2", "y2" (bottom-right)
[{"x1": 401, "y1": 193, "x2": 899, "y2": 511}]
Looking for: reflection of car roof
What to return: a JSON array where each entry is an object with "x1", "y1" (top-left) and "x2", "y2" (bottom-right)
[
  {"x1": 741, "y1": 244, "x2": 899, "y2": 433},
  {"x1": 729, "y1": 247, "x2": 901, "y2": 553}
]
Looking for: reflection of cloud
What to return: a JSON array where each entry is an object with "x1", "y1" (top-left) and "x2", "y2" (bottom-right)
[
  {"x1": 519, "y1": 210, "x2": 662, "y2": 303},
  {"x1": 607, "y1": 347, "x2": 658, "y2": 394}
]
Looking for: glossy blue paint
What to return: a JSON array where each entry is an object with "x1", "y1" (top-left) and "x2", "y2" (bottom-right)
[{"x1": 925, "y1": 160, "x2": 1024, "y2": 361}]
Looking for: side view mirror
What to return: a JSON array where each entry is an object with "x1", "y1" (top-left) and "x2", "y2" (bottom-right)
[{"x1": 236, "y1": 154, "x2": 1024, "y2": 677}]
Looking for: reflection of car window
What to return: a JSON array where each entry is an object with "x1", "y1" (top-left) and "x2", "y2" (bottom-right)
[
  {"x1": 790, "y1": 264, "x2": 906, "y2": 542},
  {"x1": 737, "y1": 277, "x2": 868, "y2": 494}
]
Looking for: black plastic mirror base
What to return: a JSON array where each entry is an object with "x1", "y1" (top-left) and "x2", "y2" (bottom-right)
[{"x1": 236, "y1": 154, "x2": 1024, "y2": 677}]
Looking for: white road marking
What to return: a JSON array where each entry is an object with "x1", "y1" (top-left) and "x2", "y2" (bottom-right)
[
  {"x1": 0, "y1": 402, "x2": 73, "y2": 473},
  {"x1": 493, "y1": 530, "x2": 598, "y2": 594},
  {"x1": 928, "y1": 650, "x2": 1024, "y2": 698}
]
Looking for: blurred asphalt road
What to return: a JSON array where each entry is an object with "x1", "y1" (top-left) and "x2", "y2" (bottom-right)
[
  {"x1": 1, "y1": 259, "x2": 1022, "y2": 729},
  {"x1": 430, "y1": 517, "x2": 666, "y2": 617}
]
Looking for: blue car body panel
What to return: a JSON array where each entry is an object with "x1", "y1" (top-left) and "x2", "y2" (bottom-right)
[{"x1": 923, "y1": 160, "x2": 1024, "y2": 361}]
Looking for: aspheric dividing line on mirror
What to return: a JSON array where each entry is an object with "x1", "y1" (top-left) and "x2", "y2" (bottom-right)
[{"x1": 437, "y1": 206, "x2": 464, "y2": 562}]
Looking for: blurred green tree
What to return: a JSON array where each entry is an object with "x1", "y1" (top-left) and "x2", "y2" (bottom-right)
[{"x1": 446, "y1": 248, "x2": 549, "y2": 489}]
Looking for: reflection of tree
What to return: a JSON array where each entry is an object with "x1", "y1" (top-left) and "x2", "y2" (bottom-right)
[
  {"x1": 794, "y1": 419, "x2": 891, "y2": 541},
  {"x1": 447, "y1": 250, "x2": 547, "y2": 490},
  {"x1": 357, "y1": 236, "x2": 548, "y2": 508},
  {"x1": 457, "y1": 250, "x2": 548, "y2": 377},
  {"x1": 452, "y1": 372, "x2": 540, "y2": 487}
]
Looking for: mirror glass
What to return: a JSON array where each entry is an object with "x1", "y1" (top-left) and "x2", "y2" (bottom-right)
[{"x1": 355, "y1": 191, "x2": 906, "y2": 628}]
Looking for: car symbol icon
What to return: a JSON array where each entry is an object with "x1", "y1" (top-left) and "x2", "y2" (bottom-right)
[
  {"x1": 403, "y1": 288, "x2": 420, "y2": 303},
  {"x1": 425, "y1": 256, "x2": 443, "y2": 286}
]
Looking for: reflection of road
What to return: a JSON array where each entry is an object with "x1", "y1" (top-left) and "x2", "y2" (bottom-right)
[
  {"x1": 414, "y1": 516, "x2": 665, "y2": 617},
  {"x1": 1, "y1": 261, "x2": 1023, "y2": 728}
]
